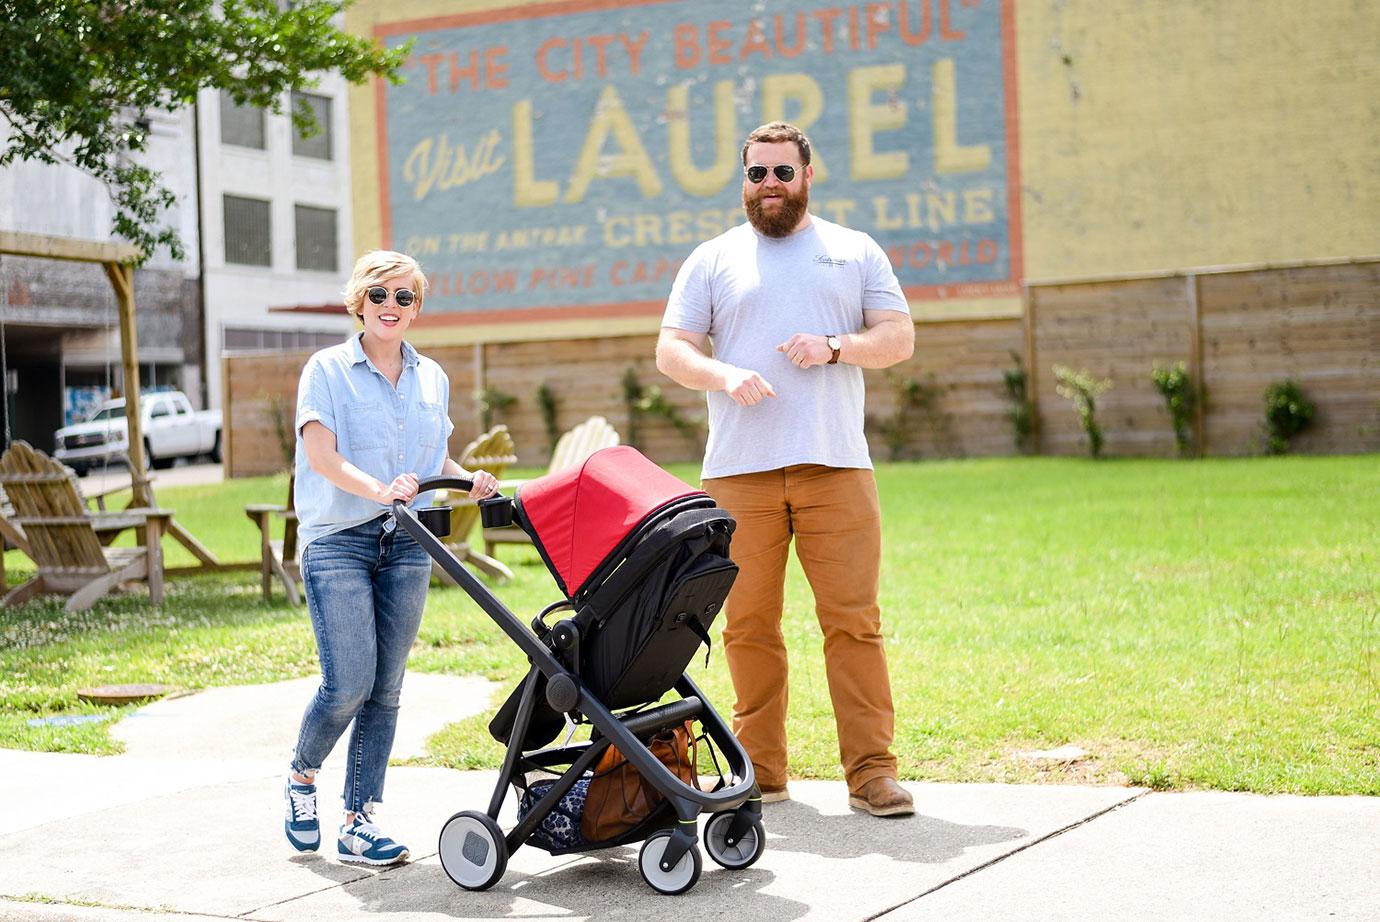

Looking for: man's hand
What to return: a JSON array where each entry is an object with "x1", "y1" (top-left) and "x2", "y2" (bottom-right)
[
  {"x1": 378, "y1": 473, "x2": 420, "y2": 504},
  {"x1": 776, "y1": 333, "x2": 832, "y2": 368},
  {"x1": 723, "y1": 366, "x2": 777, "y2": 406}
]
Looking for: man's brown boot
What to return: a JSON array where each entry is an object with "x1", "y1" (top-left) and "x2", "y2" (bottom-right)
[{"x1": 847, "y1": 777, "x2": 914, "y2": 817}]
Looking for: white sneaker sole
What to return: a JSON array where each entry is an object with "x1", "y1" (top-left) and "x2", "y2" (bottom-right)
[
  {"x1": 286, "y1": 830, "x2": 320, "y2": 851},
  {"x1": 338, "y1": 850, "x2": 409, "y2": 866}
]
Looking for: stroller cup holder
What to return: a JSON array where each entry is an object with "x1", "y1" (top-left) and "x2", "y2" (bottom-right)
[
  {"x1": 416, "y1": 505, "x2": 451, "y2": 538},
  {"x1": 480, "y1": 495, "x2": 515, "y2": 528}
]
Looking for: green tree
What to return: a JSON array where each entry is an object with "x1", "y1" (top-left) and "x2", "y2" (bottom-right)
[{"x1": 0, "y1": 0, "x2": 406, "y2": 263}]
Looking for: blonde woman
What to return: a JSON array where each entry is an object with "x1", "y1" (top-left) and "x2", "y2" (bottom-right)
[{"x1": 282, "y1": 250, "x2": 497, "y2": 865}]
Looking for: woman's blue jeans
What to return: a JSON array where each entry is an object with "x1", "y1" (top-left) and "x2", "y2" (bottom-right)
[{"x1": 291, "y1": 516, "x2": 431, "y2": 814}]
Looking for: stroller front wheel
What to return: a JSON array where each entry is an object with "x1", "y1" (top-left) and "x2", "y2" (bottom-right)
[
  {"x1": 703, "y1": 810, "x2": 765, "y2": 870},
  {"x1": 439, "y1": 810, "x2": 508, "y2": 891},
  {"x1": 638, "y1": 829, "x2": 702, "y2": 895}
]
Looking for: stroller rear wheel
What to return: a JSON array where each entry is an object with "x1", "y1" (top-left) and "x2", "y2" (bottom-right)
[
  {"x1": 439, "y1": 811, "x2": 507, "y2": 891},
  {"x1": 638, "y1": 829, "x2": 702, "y2": 895},
  {"x1": 703, "y1": 810, "x2": 765, "y2": 870}
]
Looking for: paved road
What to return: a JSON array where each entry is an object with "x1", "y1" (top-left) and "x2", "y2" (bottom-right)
[{"x1": 77, "y1": 459, "x2": 226, "y2": 495}]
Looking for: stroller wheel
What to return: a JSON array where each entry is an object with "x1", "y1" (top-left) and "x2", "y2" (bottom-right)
[
  {"x1": 438, "y1": 811, "x2": 507, "y2": 891},
  {"x1": 638, "y1": 829, "x2": 702, "y2": 895},
  {"x1": 703, "y1": 810, "x2": 766, "y2": 870}
]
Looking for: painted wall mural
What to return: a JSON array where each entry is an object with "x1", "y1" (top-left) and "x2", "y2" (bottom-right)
[{"x1": 373, "y1": 0, "x2": 1020, "y2": 322}]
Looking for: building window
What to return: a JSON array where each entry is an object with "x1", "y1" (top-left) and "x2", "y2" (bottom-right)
[
  {"x1": 223, "y1": 195, "x2": 272, "y2": 267},
  {"x1": 219, "y1": 93, "x2": 265, "y2": 149},
  {"x1": 291, "y1": 92, "x2": 332, "y2": 160},
  {"x1": 294, "y1": 205, "x2": 338, "y2": 272},
  {"x1": 222, "y1": 327, "x2": 347, "y2": 352}
]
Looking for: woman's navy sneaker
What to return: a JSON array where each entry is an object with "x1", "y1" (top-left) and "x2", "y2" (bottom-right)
[
  {"x1": 338, "y1": 812, "x2": 409, "y2": 866},
  {"x1": 284, "y1": 778, "x2": 320, "y2": 852}
]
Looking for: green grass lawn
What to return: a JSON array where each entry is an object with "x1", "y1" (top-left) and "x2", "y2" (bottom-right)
[{"x1": 3, "y1": 456, "x2": 1378, "y2": 794}]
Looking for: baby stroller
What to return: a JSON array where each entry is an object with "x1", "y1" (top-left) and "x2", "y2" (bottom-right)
[{"x1": 391, "y1": 445, "x2": 764, "y2": 895}]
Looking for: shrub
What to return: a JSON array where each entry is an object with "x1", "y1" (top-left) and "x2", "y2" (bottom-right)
[
  {"x1": 537, "y1": 382, "x2": 560, "y2": 453},
  {"x1": 874, "y1": 372, "x2": 951, "y2": 461},
  {"x1": 265, "y1": 393, "x2": 295, "y2": 470},
  {"x1": 621, "y1": 367, "x2": 701, "y2": 450},
  {"x1": 476, "y1": 387, "x2": 516, "y2": 431},
  {"x1": 1263, "y1": 379, "x2": 1315, "y2": 454},
  {"x1": 1053, "y1": 364, "x2": 1112, "y2": 458},
  {"x1": 1151, "y1": 361, "x2": 1197, "y2": 458},
  {"x1": 1002, "y1": 350, "x2": 1035, "y2": 454}
]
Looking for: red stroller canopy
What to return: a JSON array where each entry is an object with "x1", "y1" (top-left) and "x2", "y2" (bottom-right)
[{"x1": 517, "y1": 446, "x2": 705, "y2": 596}]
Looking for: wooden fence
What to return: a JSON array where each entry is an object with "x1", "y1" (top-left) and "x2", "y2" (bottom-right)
[
  {"x1": 223, "y1": 258, "x2": 1378, "y2": 477},
  {"x1": 1027, "y1": 259, "x2": 1379, "y2": 457}
]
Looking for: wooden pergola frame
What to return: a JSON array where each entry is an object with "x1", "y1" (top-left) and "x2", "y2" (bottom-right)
[{"x1": 0, "y1": 230, "x2": 220, "y2": 569}]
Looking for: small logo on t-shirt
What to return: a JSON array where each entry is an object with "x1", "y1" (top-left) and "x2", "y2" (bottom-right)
[{"x1": 814, "y1": 254, "x2": 847, "y2": 267}]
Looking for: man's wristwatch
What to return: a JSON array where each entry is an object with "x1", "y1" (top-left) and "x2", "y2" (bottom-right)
[{"x1": 826, "y1": 335, "x2": 842, "y2": 365}]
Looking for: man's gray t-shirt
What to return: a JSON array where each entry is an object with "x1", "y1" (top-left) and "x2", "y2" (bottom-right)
[{"x1": 662, "y1": 216, "x2": 911, "y2": 479}]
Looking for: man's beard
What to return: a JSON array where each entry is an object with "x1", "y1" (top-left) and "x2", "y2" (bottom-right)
[{"x1": 743, "y1": 183, "x2": 809, "y2": 238}]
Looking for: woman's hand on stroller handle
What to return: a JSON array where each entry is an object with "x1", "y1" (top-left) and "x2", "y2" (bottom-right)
[
  {"x1": 416, "y1": 471, "x2": 500, "y2": 499},
  {"x1": 379, "y1": 473, "x2": 420, "y2": 504}
]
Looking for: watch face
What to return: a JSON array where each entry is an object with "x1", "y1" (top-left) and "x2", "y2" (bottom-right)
[{"x1": 827, "y1": 336, "x2": 840, "y2": 349}]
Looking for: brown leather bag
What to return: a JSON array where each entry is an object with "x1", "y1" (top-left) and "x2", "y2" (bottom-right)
[{"x1": 581, "y1": 720, "x2": 699, "y2": 842}]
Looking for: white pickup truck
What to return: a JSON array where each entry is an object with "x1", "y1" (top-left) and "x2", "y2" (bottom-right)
[{"x1": 54, "y1": 391, "x2": 222, "y2": 473}]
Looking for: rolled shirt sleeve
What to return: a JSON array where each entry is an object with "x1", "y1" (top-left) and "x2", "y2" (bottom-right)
[{"x1": 295, "y1": 355, "x2": 336, "y2": 437}]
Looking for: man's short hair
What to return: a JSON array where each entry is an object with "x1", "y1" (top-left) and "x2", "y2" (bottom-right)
[{"x1": 741, "y1": 121, "x2": 812, "y2": 166}]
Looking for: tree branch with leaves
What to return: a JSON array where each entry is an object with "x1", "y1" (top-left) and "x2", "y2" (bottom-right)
[{"x1": 0, "y1": 0, "x2": 406, "y2": 263}]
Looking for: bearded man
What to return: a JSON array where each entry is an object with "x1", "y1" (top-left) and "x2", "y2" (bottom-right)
[{"x1": 656, "y1": 122, "x2": 916, "y2": 817}]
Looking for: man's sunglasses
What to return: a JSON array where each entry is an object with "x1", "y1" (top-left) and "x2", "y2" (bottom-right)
[
  {"x1": 366, "y1": 286, "x2": 417, "y2": 308},
  {"x1": 745, "y1": 164, "x2": 797, "y2": 184}
]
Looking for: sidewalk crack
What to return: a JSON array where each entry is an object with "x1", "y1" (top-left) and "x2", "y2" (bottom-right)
[
  {"x1": 236, "y1": 870, "x2": 377, "y2": 918},
  {"x1": 865, "y1": 790, "x2": 1152, "y2": 921}
]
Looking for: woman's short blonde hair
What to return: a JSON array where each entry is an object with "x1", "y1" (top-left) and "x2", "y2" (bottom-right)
[{"x1": 342, "y1": 250, "x2": 429, "y2": 316}]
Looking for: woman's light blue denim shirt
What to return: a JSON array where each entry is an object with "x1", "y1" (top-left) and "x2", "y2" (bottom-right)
[{"x1": 293, "y1": 332, "x2": 454, "y2": 553}]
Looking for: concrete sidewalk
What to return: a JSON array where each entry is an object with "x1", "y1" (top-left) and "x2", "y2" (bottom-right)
[{"x1": 1, "y1": 677, "x2": 1377, "y2": 922}]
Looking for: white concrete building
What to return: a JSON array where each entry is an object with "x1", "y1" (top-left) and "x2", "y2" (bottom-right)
[{"x1": 196, "y1": 77, "x2": 356, "y2": 414}]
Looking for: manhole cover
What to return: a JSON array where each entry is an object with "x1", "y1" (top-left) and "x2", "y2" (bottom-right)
[{"x1": 76, "y1": 684, "x2": 176, "y2": 706}]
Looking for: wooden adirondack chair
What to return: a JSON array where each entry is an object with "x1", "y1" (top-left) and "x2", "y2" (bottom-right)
[
  {"x1": 244, "y1": 475, "x2": 299, "y2": 604},
  {"x1": 434, "y1": 425, "x2": 517, "y2": 584},
  {"x1": 2, "y1": 466, "x2": 148, "y2": 590},
  {"x1": 482, "y1": 416, "x2": 620, "y2": 558},
  {"x1": 0, "y1": 441, "x2": 171, "y2": 612},
  {"x1": 0, "y1": 491, "x2": 33, "y2": 592}
]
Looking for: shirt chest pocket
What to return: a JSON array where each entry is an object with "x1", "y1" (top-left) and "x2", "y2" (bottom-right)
[
  {"x1": 345, "y1": 401, "x2": 389, "y2": 452},
  {"x1": 417, "y1": 401, "x2": 445, "y2": 449}
]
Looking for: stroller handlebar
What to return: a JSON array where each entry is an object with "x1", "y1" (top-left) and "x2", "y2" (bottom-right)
[
  {"x1": 415, "y1": 474, "x2": 477, "y2": 494},
  {"x1": 392, "y1": 475, "x2": 514, "y2": 526},
  {"x1": 389, "y1": 476, "x2": 475, "y2": 519},
  {"x1": 392, "y1": 476, "x2": 515, "y2": 531}
]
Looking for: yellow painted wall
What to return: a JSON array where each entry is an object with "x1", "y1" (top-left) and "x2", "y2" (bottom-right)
[
  {"x1": 347, "y1": 0, "x2": 1380, "y2": 343},
  {"x1": 347, "y1": 0, "x2": 518, "y2": 298},
  {"x1": 1014, "y1": 0, "x2": 1380, "y2": 281}
]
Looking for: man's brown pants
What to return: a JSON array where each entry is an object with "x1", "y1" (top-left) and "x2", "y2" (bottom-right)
[{"x1": 703, "y1": 465, "x2": 898, "y2": 793}]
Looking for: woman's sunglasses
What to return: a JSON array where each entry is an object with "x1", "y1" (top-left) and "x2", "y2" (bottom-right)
[
  {"x1": 745, "y1": 164, "x2": 797, "y2": 184},
  {"x1": 366, "y1": 286, "x2": 417, "y2": 308}
]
